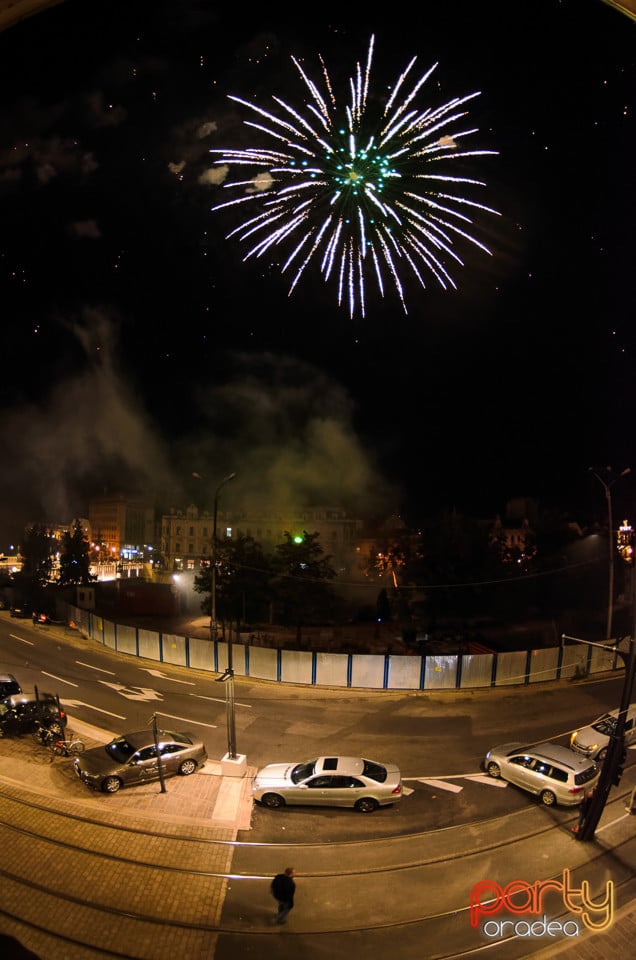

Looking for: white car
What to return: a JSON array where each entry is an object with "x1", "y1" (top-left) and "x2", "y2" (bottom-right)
[
  {"x1": 252, "y1": 755, "x2": 402, "y2": 813},
  {"x1": 570, "y1": 703, "x2": 636, "y2": 760},
  {"x1": 484, "y1": 741, "x2": 599, "y2": 806}
]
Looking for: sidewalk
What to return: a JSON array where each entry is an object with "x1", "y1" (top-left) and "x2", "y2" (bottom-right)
[{"x1": 0, "y1": 715, "x2": 255, "y2": 831}]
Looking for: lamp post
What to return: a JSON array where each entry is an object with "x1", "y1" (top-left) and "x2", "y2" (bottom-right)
[
  {"x1": 589, "y1": 466, "x2": 631, "y2": 641},
  {"x1": 193, "y1": 471, "x2": 236, "y2": 640},
  {"x1": 193, "y1": 470, "x2": 240, "y2": 764}
]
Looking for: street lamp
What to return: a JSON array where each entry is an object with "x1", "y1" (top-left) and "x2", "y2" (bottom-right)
[
  {"x1": 193, "y1": 470, "x2": 241, "y2": 766},
  {"x1": 589, "y1": 466, "x2": 631, "y2": 641},
  {"x1": 193, "y1": 471, "x2": 236, "y2": 641}
]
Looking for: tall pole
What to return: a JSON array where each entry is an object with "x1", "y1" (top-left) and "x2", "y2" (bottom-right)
[
  {"x1": 589, "y1": 467, "x2": 630, "y2": 640},
  {"x1": 193, "y1": 470, "x2": 239, "y2": 761}
]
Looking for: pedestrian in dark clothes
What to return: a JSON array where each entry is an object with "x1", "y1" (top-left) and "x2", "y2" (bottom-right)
[
  {"x1": 572, "y1": 787, "x2": 595, "y2": 834},
  {"x1": 271, "y1": 867, "x2": 296, "y2": 924}
]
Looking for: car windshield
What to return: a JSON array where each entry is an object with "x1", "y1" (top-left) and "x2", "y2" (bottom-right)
[
  {"x1": 105, "y1": 737, "x2": 137, "y2": 763},
  {"x1": 593, "y1": 715, "x2": 617, "y2": 736},
  {"x1": 292, "y1": 761, "x2": 317, "y2": 783}
]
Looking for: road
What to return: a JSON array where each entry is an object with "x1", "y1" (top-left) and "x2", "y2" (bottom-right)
[{"x1": 1, "y1": 612, "x2": 635, "y2": 959}]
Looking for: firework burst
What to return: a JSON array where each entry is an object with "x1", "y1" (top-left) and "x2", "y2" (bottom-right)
[{"x1": 210, "y1": 35, "x2": 499, "y2": 318}]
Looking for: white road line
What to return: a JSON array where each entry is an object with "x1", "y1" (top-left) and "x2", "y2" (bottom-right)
[
  {"x1": 76, "y1": 660, "x2": 116, "y2": 675},
  {"x1": 401, "y1": 785, "x2": 415, "y2": 796},
  {"x1": 157, "y1": 712, "x2": 217, "y2": 729},
  {"x1": 596, "y1": 812, "x2": 631, "y2": 833},
  {"x1": 63, "y1": 699, "x2": 127, "y2": 720},
  {"x1": 41, "y1": 672, "x2": 78, "y2": 687},
  {"x1": 467, "y1": 775, "x2": 508, "y2": 788},
  {"x1": 9, "y1": 634, "x2": 33, "y2": 645},
  {"x1": 191, "y1": 693, "x2": 252, "y2": 709},
  {"x1": 416, "y1": 778, "x2": 464, "y2": 794}
]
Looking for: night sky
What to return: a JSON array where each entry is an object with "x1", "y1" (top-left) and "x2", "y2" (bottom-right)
[{"x1": 0, "y1": 0, "x2": 634, "y2": 549}]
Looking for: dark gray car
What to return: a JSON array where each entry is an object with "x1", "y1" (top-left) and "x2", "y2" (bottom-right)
[{"x1": 73, "y1": 729, "x2": 207, "y2": 793}]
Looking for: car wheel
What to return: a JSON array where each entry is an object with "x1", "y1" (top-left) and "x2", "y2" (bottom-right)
[
  {"x1": 597, "y1": 747, "x2": 608, "y2": 761},
  {"x1": 178, "y1": 759, "x2": 197, "y2": 776},
  {"x1": 487, "y1": 761, "x2": 501, "y2": 778},
  {"x1": 540, "y1": 789, "x2": 557, "y2": 807},
  {"x1": 261, "y1": 793, "x2": 285, "y2": 809},
  {"x1": 354, "y1": 797, "x2": 379, "y2": 813},
  {"x1": 102, "y1": 776, "x2": 122, "y2": 794}
]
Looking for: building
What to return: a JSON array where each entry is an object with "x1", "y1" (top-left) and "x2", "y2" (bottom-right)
[
  {"x1": 88, "y1": 494, "x2": 155, "y2": 565},
  {"x1": 159, "y1": 502, "x2": 363, "y2": 575}
]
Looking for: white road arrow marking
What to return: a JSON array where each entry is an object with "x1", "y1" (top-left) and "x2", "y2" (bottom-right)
[
  {"x1": 98, "y1": 681, "x2": 164, "y2": 701},
  {"x1": 401, "y1": 785, "x2": 415, "y2": 796},
  {"x1": 142, "y1": 669, "x2": 195, "y2": 686},
  {"x1": 63, "y1": 699, "x2": 126, "y2": 720}
]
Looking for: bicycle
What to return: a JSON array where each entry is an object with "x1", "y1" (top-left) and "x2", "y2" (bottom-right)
[
  {"x1": 50, "y1": 735, "x2": 85, "y2": 757},
  {"x1": 31, "y1": 723, "x2": 64, "y2": 747}
]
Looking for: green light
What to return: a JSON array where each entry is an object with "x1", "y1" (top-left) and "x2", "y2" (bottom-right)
[{"x1": 293, "y1": 535, "x2": 304, "y2": 544}]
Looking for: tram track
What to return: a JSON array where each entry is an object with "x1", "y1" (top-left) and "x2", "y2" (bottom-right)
[{"x1": 0, "y1": 775, "x2": 634, "y2": 959}]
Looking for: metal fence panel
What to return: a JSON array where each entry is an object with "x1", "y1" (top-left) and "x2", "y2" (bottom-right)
[
  {"x1": 424, "y1": 656, "x2": 458, "y2": 689},
  {"x1": 281, "y1": 650, "x2": 313, "y2": 685},
  {"x1": 103, "y1": 619, "x2": 116, "y2": 650},
  {"x1": 460, "y1": 654, "x2": 493, "y2": 688},
  {"x1": 387, "y1": 656, "x2": 423, "y2": 689},
  {"x1": 248, "y1": 646, "x2": 278, "y2": 681},
  {"x1": 315, "y1": 652, "x2": 349, "y2": 687},
  {"x1": 590, "y1": 644, "x2": 617, "y2": 674},
  {"x1": 116, "y1": 624, "x2": 137, "y2": 656},
  {"x1": 528, "y1": 647, "x2": 559, "y2": 683},
  {"x1": 494, "y1": 650, "x2": 528, "y2": 686},
  {"x1": 560, "y1": 643, "x2": 589, "y2": 679},
  {"x1": 188, "y1": 637, "x2": 215, "y2": 673},
  {"x1": 350, "y1": 654, "x2": 385, "y2": 689},
  {"x1": 158, "y1": 632, "x2": 185, "y2": 666}
]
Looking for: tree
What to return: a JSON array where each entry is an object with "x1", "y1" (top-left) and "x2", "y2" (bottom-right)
[
  {"x1": 20, "y1": 523, "x2": 54, "y2": 585},
  {"x1": 58, "y1": 520, "x2": 96, "y2": 587},
  {"x1": 215, "y1": 534, "x2": 273, "y2": 630},
  {"x1": 271, "y1": 530, "x2": 337, "y2": 646}
]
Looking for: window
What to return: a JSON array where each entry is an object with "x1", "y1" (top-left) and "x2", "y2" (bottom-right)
[{"x1": 308, "y1": 776, "x2": 335, "y2": 788}]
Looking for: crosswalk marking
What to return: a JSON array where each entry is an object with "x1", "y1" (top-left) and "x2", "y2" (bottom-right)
[{"x1": 416, "y1": 778, "x2": 464, "y2": 794}]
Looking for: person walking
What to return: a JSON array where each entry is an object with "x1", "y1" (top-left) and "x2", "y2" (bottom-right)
[
  {"x1": 572, "y1": 786, "x2": 595, "y2": 835},
  {"x1": 271, "y1": 867, "x2": 296, "y2": 924}
]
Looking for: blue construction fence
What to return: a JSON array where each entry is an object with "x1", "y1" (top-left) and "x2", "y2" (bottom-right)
[{"x1": 67, "y1": 606, "x2": 622, "y2": 691}]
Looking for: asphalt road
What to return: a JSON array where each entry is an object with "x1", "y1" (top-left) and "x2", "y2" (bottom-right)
[{"x1": 1, "y1": 610, "x2": 630, "y2": 844}]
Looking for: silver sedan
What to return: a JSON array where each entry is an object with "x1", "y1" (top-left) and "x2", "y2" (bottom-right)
[
  {"x1": 252, "y1": 755, "x2": 402, "y2": 813},
  {"x1": 74, "y1": 729, "x2": 207, "y2": 793}
]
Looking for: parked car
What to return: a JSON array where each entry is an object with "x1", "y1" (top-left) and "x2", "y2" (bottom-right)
[
  {"x1": 484, "y1": 741, "x2": 599, "y2": 807},
  {"x1": 570, "y1": 703, "x2": 636, "y2": 760},
  {"x1": 73, "y1": 730, "x2": 207, "y2": 793},
  {"x1": 252, "y1": 755, "x2": 402, "y2": 812},
  {"x1": 0, "y1": 673, "x2": 22, "y2": 698},
  {"x1": 10, "y1": 605, "x2": 30, "y2": 618},
  {"x1": 0, "y1": 691, "x2": 67, "y2": 737}
]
